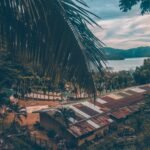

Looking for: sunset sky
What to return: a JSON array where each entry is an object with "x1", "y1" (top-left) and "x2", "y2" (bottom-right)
[{"x1": 86, "y1": 0, "x2": 150, "y2": 49}]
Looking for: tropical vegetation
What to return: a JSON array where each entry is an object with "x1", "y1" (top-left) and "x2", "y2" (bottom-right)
[
  {"x1": 119, "y1": 0, "x2": 150, "y2": 14},
  {"x1": 0, "y1": 0, "x2": 150, "y2": 149},
  {"x1": 0, "y1": 0, "x2": 104, "y2": 148},
  {"x1": 54, "y1": 107, "x2": 75, "y2": 127},
  {"x1": 95, "y1": 58, "x2": 150, "y2": 94},
  {"x1": 0, "y1": 0, "x2": 106, "y2": 101}
]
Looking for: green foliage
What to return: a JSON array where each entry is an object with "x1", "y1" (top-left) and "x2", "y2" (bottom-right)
[
  {"x1": 10, "y1": 137, "x2": 34, "y2": 150},
  {"x1": 47, "y1": 130, "x2": 56, "y2": 139},
  {"x1": 95, "y1": 58, "x2": 150, "y2": 93},
  {"x1": 133, "y1": 58, "x2": 150, "y2": 84},
  {"x1": 119, "y1": 0, "x2": 150, "y2": 14},
  {"x1": 0, "y1": 51, "x2": 17, "y2": 107},
  {"x1": 0, "y1": 50, "x2": 33, "y2": 107},
  {"x1": 0, "y1": 0, "x2": 105, "y2": 95},
  {"x1": 95, "y1": 70, "x2": 134, "y2": 93},
  {"x1": 54, "y1": 107, "x2": 75, "y2": 127}
]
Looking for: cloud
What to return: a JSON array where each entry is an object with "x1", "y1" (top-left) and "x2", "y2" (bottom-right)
[
  {"x1": 85, "y1": 0, "x2": 150, "y2": 49},
  {"x1": 91, "y1": 15, "x2": 150, "y2": 49},
  {"x1": 86, "y1": 0, "x2": 140, "y2": 20}
]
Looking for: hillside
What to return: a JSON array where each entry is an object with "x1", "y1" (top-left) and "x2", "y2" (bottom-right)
[{"x1": 103, "y1": 47, "x2": 150, "y2": 60}]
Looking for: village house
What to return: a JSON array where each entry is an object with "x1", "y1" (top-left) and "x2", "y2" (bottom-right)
[{"x1": 39, "y1": 84, "x2": 150, "y2": 146}]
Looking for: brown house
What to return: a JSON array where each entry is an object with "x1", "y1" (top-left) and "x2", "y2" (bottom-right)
[
  {"x1": 40, "y1": 84, "x2": 150, "y2": 146},
  {"x1": 40, "y1": 110, "x2": 112, "y2": 146}
]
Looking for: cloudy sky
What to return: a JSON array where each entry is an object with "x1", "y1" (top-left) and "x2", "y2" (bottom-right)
[{"x1": 86, "y1": 0, "x2": 150, "y2": 49}]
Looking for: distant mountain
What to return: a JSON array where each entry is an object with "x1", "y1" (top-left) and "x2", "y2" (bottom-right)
[{"x1": 102, "y1": 47, "x2": 150, "y2": 60}]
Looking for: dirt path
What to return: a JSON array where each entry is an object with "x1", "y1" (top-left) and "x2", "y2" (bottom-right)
[{"x1": 18, "y1": 99, "x2": 60, "y2": 107}]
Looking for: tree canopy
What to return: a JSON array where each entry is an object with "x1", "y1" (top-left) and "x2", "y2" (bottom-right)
[
  {"x1": 0, "y1": 0, "x2": 105, "y2": 96},
  {"x1": 1, "y1": 0, "x2": 149, "y2": 97},
  {"x1": 119, "y1": 0, "x2": 150, "y2": 14}
]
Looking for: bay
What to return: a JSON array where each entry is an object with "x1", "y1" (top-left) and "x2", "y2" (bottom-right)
[{"x1": 106, "y1": 57, "x2": 149, "y2": 72}]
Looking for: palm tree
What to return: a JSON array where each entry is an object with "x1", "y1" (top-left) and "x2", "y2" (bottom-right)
[
  {"x1": 119, "y1": 0, "x2": 150, "y2": 14},
  {"x1": 0, "y1": 0, "x2": 105, "y2": 100},
  {"x1": 54, "y1": 107, "x2": 75, "y2": 127}
]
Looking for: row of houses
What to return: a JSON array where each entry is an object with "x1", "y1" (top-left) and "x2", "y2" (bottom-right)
[{"x1": 39, "y1": 84, "x2": 150, "y2": 146}]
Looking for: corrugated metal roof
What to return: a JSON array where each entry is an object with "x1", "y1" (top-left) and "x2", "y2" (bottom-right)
[
  {"x1": 111, "y1": 107, "x2": 132, "y2": 119},
  {"x1": 140, "y1": 85, "x2": 150, "y2": 91},
  {"x1": 129, "y1": 87, "x2": 146, "y2": 93},
  {"x1": 68, "y1": 115, "x2": 113, "y2": 137},
  {"x1": 42, "y1": 84, "x2": 149, "y2": 138},
  {"x1": 96, "y1": 98, "x2": 107, "y2": 104},
  {"x1": 81, "y1": 101, "x2": 103, "y2": 114},
  {"x1": 73, "y1": 104, "x2": 99, "y2": 116}
]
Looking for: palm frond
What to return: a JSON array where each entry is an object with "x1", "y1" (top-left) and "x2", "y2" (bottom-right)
[
  {"x1": 0, "y1": 0, "x2": 105, "y2": 96},
  {"x1": 119, "y1": 0, "x2": 150, "y2": 14}
]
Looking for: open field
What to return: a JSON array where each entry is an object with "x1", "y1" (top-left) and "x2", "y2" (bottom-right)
[{"x1": 18, "y1": 99, "x2": 60, "y2": 107}]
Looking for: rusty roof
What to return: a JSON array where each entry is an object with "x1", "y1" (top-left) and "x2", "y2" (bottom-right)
[
  {"x1": 41, "y1": 84, "x2": 149, "y2": 138},
  {"x1": 111, "y1": 107, "x2": 132, "y2": 119}
]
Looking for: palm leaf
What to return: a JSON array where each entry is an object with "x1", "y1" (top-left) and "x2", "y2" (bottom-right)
[{"x1": 0, "y1": 0, "x2": 105, "y2": 97}]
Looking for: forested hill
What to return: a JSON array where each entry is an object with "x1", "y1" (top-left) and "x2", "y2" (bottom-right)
[{"x1": 103, "y1": 47, "x2": 150, "y2": 60}]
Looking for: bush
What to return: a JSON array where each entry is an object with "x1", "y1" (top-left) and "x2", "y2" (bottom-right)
[
  {"x1": 47, "y1": 130, "x2": 56, "y2": 139},
  {"x1": 34, "y1": 122, "x2": 44, "y2": 130}
]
